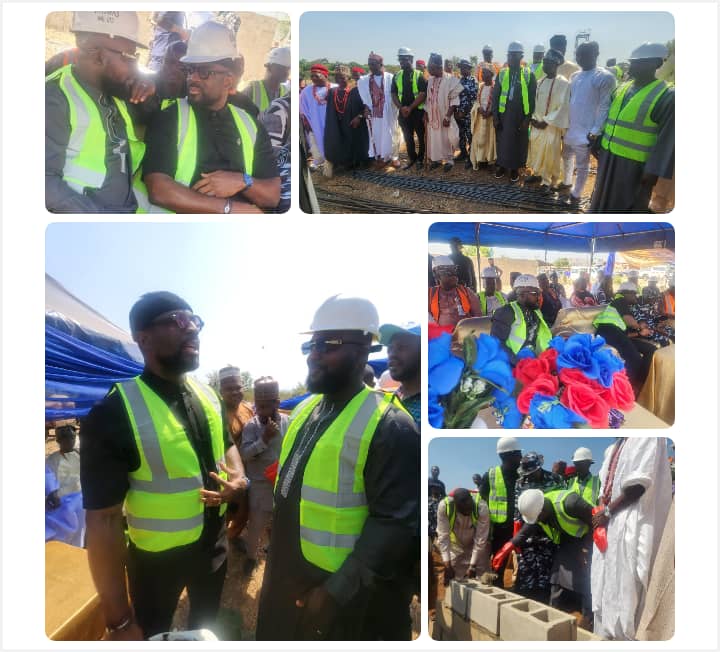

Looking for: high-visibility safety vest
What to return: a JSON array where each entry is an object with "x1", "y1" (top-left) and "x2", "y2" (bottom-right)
[
  {"x1": 479, "y1": 291, "x2": 507, "y2": 316},
  {"x1": 429, "y1": 285, "x2": 473, "y2": 322},
  {"x1": 276, "y1": 387, "x2": 402, "y2": 573},
  {"x1": 505, "y1": 301, "x2": 552, "y2": 355},
  {"x1": 601, "y1": 79, "x2": 669, "y2": 163},
  {"x1": 247, "y1": 79, "x2": 288, "y2": 112},
  {"x1": 394, "y1": 69, "x2": 425, "y2": 110},
  {"x1": 498, "y1": 66, "x2": 531, "y2": 115},
  {"x1": 531, "y1": 62, "x2": 544, "y2": 81},
  {"x1": 568, "y1": 475, "x2": 601, "y2": 506},
  {"x1": 613, "y1": 65, "x2": 623, "y2": 81},
  {"x1": 592, "y1": 301, "x2": 627, "y2": 331},
  {"x1": 663, "y1": 292, "x2": 675, "y2": 316},
  {"x1": 45, "y1": 65, "x2": 145, "y2": 199},
  {"x1": 115, "y1": 376, "x2": 227, "y2": 553},
  {"x1": 134, "y1": 98, "x2": 258, "y2": 213},
  {"x1": 444, "y1": 496, "x2": 478, "y2": 545},
  {"x1": 487, "y1": 466, "x2": 508, "y2": 524},
  {"x1": 544, "y1": 489, "x2": 590, "y2": 538}
]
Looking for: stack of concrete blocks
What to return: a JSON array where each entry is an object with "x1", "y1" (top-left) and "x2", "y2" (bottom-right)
[{"x1": 434, "y1": 580, "x2": 602, "y2": 641}]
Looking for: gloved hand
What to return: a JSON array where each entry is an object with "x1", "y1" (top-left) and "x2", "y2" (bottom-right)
[
  {"x1": 513, "y1": 520, "x2": 522, "y2": 536},
  {"x1": 443, "y1": 563, "x2": 455, "y2": 586},
  {"x1": 491, "y1": 540, "x2": 516, "y2": 572},
  {"x1": 592, "y1": 506, "x2": 608, "y2": 553}
]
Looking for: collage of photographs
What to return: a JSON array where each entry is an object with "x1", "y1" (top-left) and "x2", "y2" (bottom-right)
[{"x1": 19, "y1": 4, "x2": 700, "y2": 650}]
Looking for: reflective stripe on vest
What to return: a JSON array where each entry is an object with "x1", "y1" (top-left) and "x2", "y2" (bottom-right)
[
  {"x1": 601, "y1": 79, "x2": 668, "y2": 163},
  {"x1": 546, "y1": 489, "x2": 589, "y2": 538},
  {"x1": 487, "y1": 466, "x2": 508, "y2": 523},
  {"x1": 592, "y1": 304, "x2": 627, "y2": 331},
  {"x1": 46, "y1": 65, "x2": 145, "y2": 196},
  {"x1": 569, "y1": 475, "x2": 601, "y2": 506},
  {"x1": 498, "y1": 67, "x2": 530, "y2": 115},
  {"x1": 394, "y1": 70, "x2": 425, "y2": 110},
  {"x1": 506, "y1": 301, "x2": 552, "y2": 355},
  {"x1": 276, "y1": 388, "x2": 399, "y2": 572},
  {"x1": 479, "y1": 291, "x2": 507, "y2": 316},
  {"x1": 116, "y1": 376, "x2": 227, "y2": 552},
  {"x1": 428, "y1": 285, "x2": 472, "y2": 322},
  {"x1": 444, "y1": 496, "x2": 478, "y2": 546},
  {"x1": 538, "y1": 521, "x2": 561, "y2": 544}
]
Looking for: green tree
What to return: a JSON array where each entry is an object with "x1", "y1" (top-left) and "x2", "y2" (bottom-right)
[
  {"x1": 469, "y1": 55, "x2": 478, "y2": 67},
  {"x1": 554, "y1": 257, "x2": 571, "y2": 269}
]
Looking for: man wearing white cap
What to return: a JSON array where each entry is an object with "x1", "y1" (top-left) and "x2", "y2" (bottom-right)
[
  {"x1": 590, "y1": 42, "x2": 674, "y2": 212},
  {"x1": 242, "y1": 47, "x2": 291, "y2": 113},
  {"x1": 491, "y1": 274, "x2": 552, "y2": 362},
  {"x1": 492, "y1": 42, "x2": 536, "y2": 183},
  {"x1": 429, "y1": 255, "x2": 482, "y2": 327},
  {"x1": 478, "y1": 266, "x2": 507, "y2": 316},
  {"x1": 530, "y1": 44, "x2": 545, "y2": 79},
  {"x1": 424, "y1": 53, "x2": 463, "y2": 173},
  {"x1": 568, "y1": 447, "x2": 601, "y2": 506},
  {"x1": 46, "y1": 12, "x2": 148, "y2": 213},
  {"x1": 141, "y1": 21, "x2": 280, "y2": 213},
  {"x1": 476, "y1": 45, "x2": 500, "y2": 83},
  {"x1": 593, "y1": 282, "x2": 657, "y2": 393},
  {"x1": 257, "y1": 295, "x2": 419, "y2": 640},
  {"x1": 392, "y1": 47, "x2": 427, "y2": 171},
  {"x1": 218, "y1": 365, "x2": 254, "y2": 444}
]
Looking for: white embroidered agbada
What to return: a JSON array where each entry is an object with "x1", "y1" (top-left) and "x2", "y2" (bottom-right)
[
  {"x1": 527, "y1": 74, "x2": 570, "y2": 186},
  {"x1": 469, "y1": 83, "x2": 497, "y2": 167},
  {"x1": 299, "y1": 83, "x2": 336, "y2": 160},
  {"x1": 357, "y1": 72, "x2": 398, "y2": 160},
  {"x1": 425, "y1": 75, "x2": 462, "y2": 163},
  {"x1": 591, "y1": 438, "x2": 673, "y2": 641}
]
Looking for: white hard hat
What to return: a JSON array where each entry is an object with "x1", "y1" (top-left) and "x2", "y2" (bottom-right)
[
  {"x1": 508, "y1": 41, "x2": 524, "y2": 53},
  {"x1": 533, "y1": 44, "x2": 545, "y2": 53},
  {"x1": 572, "y1": 447, "x2": 594, "y2": 463},
  {"x1": 496, "y1": 436, "x2": 521, "y2": 454},
  {"x1": 304, "y1": 294, "x2": 380, "y2": 338},
  {"x1": 482, "y1": 45, "x2": 493, "y2": 51},
  {"x1": 518, "y1": 489, "x2": 545, "y2": 524},
  {"x1": 481, "y1": 266, "x2": 500, "y2": 279},
  {"x1": 398, "y1": 47, "x2": 414, "y2": 57},
  {"x1": 629, "y1": 42, "x2": 669, "y2": 61},
  {"x1": 618, "y1": 281, "x2": 638, "y2": 293},
  {"x1": 181, "y1": 21, "x2": 237, "y2": 64},
  {"x1": 432, "y1": 255, "x2": 455, "y2": 269},
  {"x1": 513, "y1": 274, "x2": 540, "y2": 289},
  {"x1": 266, "y1": 46, "x2": 291, "y2": 68},
  {"x1": 71, "y1": 12, "x2": 145, "y2": 48}
]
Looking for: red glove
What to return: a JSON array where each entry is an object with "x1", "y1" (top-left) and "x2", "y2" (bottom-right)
[
  {"x1": 592, "y1": 506, "x2": 608, "y2": 553},
  {"x1": 491, "y1": 540, "x2": 516, "y2": 572},
  {"x1": 513, "y1": 520, "x2": 522, "y2": 536}
]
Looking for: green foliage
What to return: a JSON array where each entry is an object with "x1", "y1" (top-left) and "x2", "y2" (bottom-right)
[{"x1": 554, "y1": 257, "x2": 571, "y2": 268}]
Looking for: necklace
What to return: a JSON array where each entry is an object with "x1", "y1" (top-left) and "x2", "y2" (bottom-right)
[
  {"x1": 334, "y1": 87, "x2": 350, "y2": 115},
  {"x1": 312, "y1": 84, "x2": 328, "y2": 105},
  {"x1": 541, "y1": 76, "x2": 557, "y2": 116}
]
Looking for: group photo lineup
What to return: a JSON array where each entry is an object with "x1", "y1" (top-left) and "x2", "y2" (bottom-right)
[
  {"x1": 299, "y1": 11, "x2": 674, "y2": 214},
  {"x1": 45, "y1": 11, "x2": 291, "y2": 214}
]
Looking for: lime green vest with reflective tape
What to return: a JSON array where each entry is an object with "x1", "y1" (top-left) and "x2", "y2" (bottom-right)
[
  {"x1": 394, "y1": 69, "x2": 425, "y2": 110},
  {"x1": 506, "y1": 301, "x2": 552, "y2": 355},
  {"x1": 444, "y1": 496, "x2": 478, "y2": 546},
  {"x1": 248, "y1": 79, "x2": 288, "y2": 112},
  {"x1": 498, "y1": 67, "x2": 530, "y2": 115},
  {"x1": 601, "y1": 79, "x2": 669, "y2": 163},
  {"x1": 569, "y1": 475, "x2": 601, "y2": 506},
  {"x1": 592, "y1": 302, "x2": 627, "y2": 331},
  {"x1": 276, "y1": 387, "x2": 401, "y2": 572},
  {"x1": 479, "y1": 291, "x2": 507, "y2": 316},
  {"x1": 46, "y1": 65, "x2": 145, "y2": 198},
  {"x1": 545, "y1": 489, "x2": 589, "y2": 538},
  {"x1": 116, "y1": 376, "x2": 227, "y2": 552},
  {"x1": 135, "y1": 98, "x2": 258, "y2": 213},
  {"x1": 487, "y1": 466, "x2": 508, "y2": 524},
  {"x1": 532, "y1": 62, "x2": 544, "y2": 81},
  {"x1": 538, "y1": 521, "x2": 561, "y2": 544}
]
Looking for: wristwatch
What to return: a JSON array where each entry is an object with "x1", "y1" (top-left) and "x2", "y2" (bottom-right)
[
  {"x1": 603, "y1": 506, "x2": 612, "y2": 519},
  {"x1": 240, "y1": 172, "x2": 253, "y2": 193},
  {"x1": 106, "y1": 614, "x2": 134, "y2": 635}
]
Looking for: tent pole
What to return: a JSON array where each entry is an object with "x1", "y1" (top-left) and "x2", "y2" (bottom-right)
[
  {"x1": 589, "y1": 237, "x2": 596, "y2": 274},
  {"x1": 475, "y1": 223, "x2": 481, "y2": 283}
]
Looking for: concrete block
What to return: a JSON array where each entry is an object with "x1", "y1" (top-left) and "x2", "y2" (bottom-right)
[
  {"x1": 576, "y1": 627, "x2": 603, "y2": 641},
  {"x1": 446, "y1": 579, "x2": 471, "y2": 618},
  {"x1": 467, "y1": 585, "x2": 524, "y2": 635},
  {"x1": 499, "y1": 599, "x2": 577, "y2": 641}
]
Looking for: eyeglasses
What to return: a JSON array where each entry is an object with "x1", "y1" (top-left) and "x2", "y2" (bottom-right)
[
  {"x1": 103, "y1": 46, "x2": 138, "y2": 63},
  {"x1": 301, "y1": 338, "x2": 368, "y2": 355},
  {"x1": 182, "y1": 65, "x2": 230, "y2": 80},
  {"x1": 150, "y1": 312, "x2": 205, "y2": 331},
  {"x1": 436, "y1": 268, "x2": 459, "y2": 277},
  {"x1": 518, "y1": 290, "x2": 540, "y2": 297}
]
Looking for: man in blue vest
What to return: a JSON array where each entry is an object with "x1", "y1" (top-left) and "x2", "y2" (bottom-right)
[
  {"x1": 257, "y1": 295, "x2": 419, "y2": 640},
  {"x1": 142, "y1": 21, "x2": 280, "y2": 213},
  {"x1": 80, "y1": 292, "x2": 249, "y2": 639},
  {"x1": 590, "y1": 42, "x2": 674, "y2": 212},
  {"x1": 46, "y1": 11, "x2": 148, "y2": 213}
]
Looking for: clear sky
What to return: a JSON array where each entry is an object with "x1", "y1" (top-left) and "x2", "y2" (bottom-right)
[
  {"x1": 428, "y1": 436, "x2": 674, "y2": 492},
  {"x1": 300, "y1": 11, "x2": 674, "y2": 64},
  {"x1": 45, "y1": 221, "x2": 422, "y2": 390}
]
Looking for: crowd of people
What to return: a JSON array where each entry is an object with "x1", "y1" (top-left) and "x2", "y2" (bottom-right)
[
  {"x1": 429, "y1": 436, "x2": 674, "y2": 640},
  {"x1": 45, "y1": 12, "x2": 290, "y2": 214},
  {"x1": 428, "y1": 241, "x2": 675, "y2": 394},
  {"x1": 48, "y1": 291, "x2": 421, "y2": 640},
  {"x1": 302, "y1": 34, "x2": 674, "y2": 213}
]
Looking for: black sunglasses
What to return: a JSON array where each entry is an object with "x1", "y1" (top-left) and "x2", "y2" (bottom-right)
[
  {"x1": 150, "y1": 312, "x2": 204, "y2": 331},
  {"x1": 182, "y1": 65, "x2": 230, "y2": 80},
  {"x1": 301, "y1": 338, "x2": 371, "y2": 355}
]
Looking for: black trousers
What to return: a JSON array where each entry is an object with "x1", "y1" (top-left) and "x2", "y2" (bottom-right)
[
  {"x1": 596, "y1": 325, "x2": 656, "y2": 389},
  {"x1": 127, "y1": 542, "x2": 227, "y2": 638},
  {"x1": 398, "y1": 109, "x2": 426, "y2": 163}
]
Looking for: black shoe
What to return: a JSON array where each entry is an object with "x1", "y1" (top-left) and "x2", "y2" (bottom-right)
[
  {"x1": 429, "y1": 161, "x2": 441, "y2": 170},
  {"x1": 402, "y1": 160, "x2": 416, "y2": 171},
  {"x1": 465, "y1": 158, "x2": 473, "y2": 170},
  {"x1": 443, "y1": 162, "x2": 454, "y2": 173},
  {"x1": 242, "y1": 558, "x2": 257, "y2": 576},
  {"x1": 509, "y1": 170, "x2": 520, "y2": 183},
  {"x1": 555, "y1": 182, "x2": 573, "y2": 191},
  {"x1": 494, "y1": 166, "x2": 505, "y2": 179},
  {"x1": 539, "y1": 184, "x2": 552, "y2": 195},
  {"x1": 415, "y1": 159, "x2": 424, "y2": 171},
  {"x1": 566, "y1": 194, "x2": 581, "y2": 208},
  {"x1": 525, "y1": 175, "x2": 542, "y2": 184}
]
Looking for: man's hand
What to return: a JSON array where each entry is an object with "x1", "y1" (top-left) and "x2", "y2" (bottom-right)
[
  {"x1": 261, "y1": 419, "x2": 280, "y2": 444},
  {"x1": 104, "y1": 622, "x2": 143, "y2": 641},
  {"x1": 442, "y1": 116, "x2": 451, "y2": 128},
  {"x1": 192, "y1": 171, "x2": 246, "y2": 198},
  {"x1": 128, "y1": 78, "x2": 156, "y2": 104},
  {"x1": 229, "y1": 202, "x2": 263, "y2": 214},
  {"x1": 295, "y1": 585, "x2": 340, "y2": 640},
  {"x1": 519, "y1": 117, "x2": 530, "y2": 132},
  {"x1": 400, "y1": 106, "x2": 411, "y2": 119},
  {"x1": 201, "y1": 462, "x2": 248, "y2": 506},
  {"x1": 592, "y1": 507, "x2": 610, "y2": 529},
  {"x1": 532, "y1": 119, "x2": 547, "y2": 130},
  {"x1": 465, "y1": 565, "x2": 477, "y2": 579},
  {"x1": 443, "y1": 563, "x2": 455, "y2": 586},
  {"x1": 349, "y1": 116, "x2": 362, "y2": 129}
]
